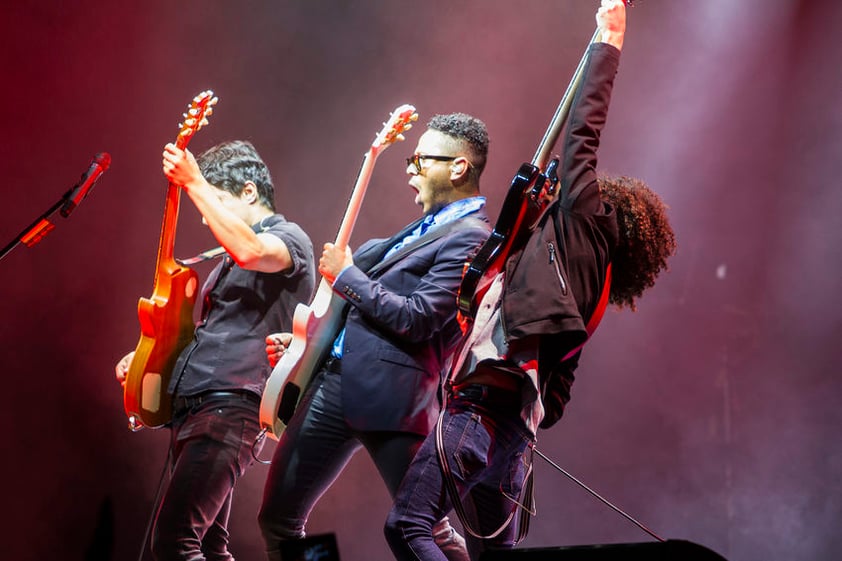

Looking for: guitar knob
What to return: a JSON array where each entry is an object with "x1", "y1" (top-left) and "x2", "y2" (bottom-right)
[{"x1": 128, "y1": 415, "x2": 145, "y2": 432}]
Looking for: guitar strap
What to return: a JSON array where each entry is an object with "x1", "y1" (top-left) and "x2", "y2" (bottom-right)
[
  {"x1": 176, "y1": 215, "x2": 281, "y2": 266},
  {"x1": 564, "y1": 262, "x2": 611, "y2": 360},
  {"x1": 367, "y1": 216, "x2": 489, "y2": 277},
  {"x1": 184, "y1": 215, "x2": 286, "y2": 321},
  {"x1": 355, "y1": 216, "x2": 425, "y2": 274}
]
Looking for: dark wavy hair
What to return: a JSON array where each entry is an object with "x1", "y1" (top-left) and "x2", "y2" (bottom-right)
[
  {"x1": 427, "y1": 113, "x2": 489, "y2": 179},
  {"x1": 598, "y1": 175, "x2": 676, "y2": 310},
  {"x1": 196, "y1": 140, "x2": 276, "y2": 211}
]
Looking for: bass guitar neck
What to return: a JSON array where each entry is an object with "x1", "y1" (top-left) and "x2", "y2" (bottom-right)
[{"x1": 457, "y1": 4, "x2": 633, "y2": 319}]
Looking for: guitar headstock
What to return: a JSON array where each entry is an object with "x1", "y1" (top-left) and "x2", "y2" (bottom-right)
[
  {"x1": 176, "y1": 90, "x2": 218, "y2": 148},
  {"x1": 371, "y1": 104, "x2": 418, "y2": 154}
]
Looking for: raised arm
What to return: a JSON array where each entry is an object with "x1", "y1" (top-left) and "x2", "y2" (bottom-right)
[
  {"x1": 597, "y1": 0, "x2": 626, "y2": 51},
  {"x1": 162, "y1": 144, "x2": 294, "y2": 273},
  {"x1": 558, "y1": 0, "x2": 626, "y2": 212}
]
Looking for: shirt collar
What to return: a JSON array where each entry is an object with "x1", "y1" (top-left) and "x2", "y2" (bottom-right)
[{"x1": 426, "y1": 196, "x2": 486, "y2": 228}]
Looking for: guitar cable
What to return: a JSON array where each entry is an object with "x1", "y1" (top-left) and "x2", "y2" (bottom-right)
[
  {"x1": 137, "y1": 414, "x2": 269, "y2": 559},
  {"x1": 534, "y1": 446, "x2": 665, "y2": 542},
  {"x1": 252, "y1": 427, "x2": 272, "y2": 465},
  {"x1": 135, "y1": 429, "x2": 270, "y2": 561},
  {"x1": 136, "y1": 446, "x2": 173, "y2": 561}
]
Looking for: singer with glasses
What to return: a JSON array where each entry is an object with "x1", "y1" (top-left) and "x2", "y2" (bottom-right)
[{"x1": 258, "y1": 113, "x2": 493, "y2": 561}]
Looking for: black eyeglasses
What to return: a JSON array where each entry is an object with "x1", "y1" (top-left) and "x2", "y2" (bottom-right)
[{"x1": 405, "y1": 154, "x2": 457, "y2": 174}]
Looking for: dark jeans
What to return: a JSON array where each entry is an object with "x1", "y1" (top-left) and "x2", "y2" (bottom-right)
[
  {"x1": 258, "y1": 369, "x2": 447, "y2": 561},
  {"x1": 152, "y1": 392, "x2": 262, "y2": 561},
  {"x1": 385, "y1": 386, "x2": 534, "y2": 561}
]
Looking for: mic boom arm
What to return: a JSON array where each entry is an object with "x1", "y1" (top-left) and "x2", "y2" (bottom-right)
[{"x1": 0, "y1": 152, "x2": 111, "y2": 261}]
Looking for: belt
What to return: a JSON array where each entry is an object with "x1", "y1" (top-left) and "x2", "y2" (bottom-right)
[
  {"x1": 450, "y1": 383, "x2": 521, "y2": 407},
  {"x1": 172, "y1": 390, "x2": 260, "y2": 412}
]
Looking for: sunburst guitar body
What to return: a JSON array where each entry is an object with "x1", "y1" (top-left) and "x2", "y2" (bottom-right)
[{"x1": 123, "y1": 91, "x2": 217, "y2": 430}]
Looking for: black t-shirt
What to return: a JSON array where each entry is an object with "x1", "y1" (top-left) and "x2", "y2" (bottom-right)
[{"x1": 169, "y1": 214, "x2": 315, "y2": 398}]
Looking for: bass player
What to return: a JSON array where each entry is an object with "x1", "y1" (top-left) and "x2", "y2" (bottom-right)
[{"x1": 384, "y1": 2, "x2": 676, "y2": 559}]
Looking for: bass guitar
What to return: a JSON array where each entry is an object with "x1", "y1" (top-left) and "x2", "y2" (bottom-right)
[
  {"x1": 259, "y1": 104, "x2": 418, "y2": 440},
  {"x1": 457, "y1": 1, "x2": 633, "y2": 318},
  {"x1": 123, "y1": 91, "x2": 218, "y2": 430}
]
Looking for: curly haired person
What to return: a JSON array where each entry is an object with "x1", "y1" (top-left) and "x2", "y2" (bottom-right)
[{"x1": 384, "y1": 2, "x2": 676, "y2": 560}]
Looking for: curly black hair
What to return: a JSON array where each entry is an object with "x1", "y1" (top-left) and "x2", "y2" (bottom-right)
[
  {"x1": 427, "y1": 113, "x2": 489, "y2": 178},
  {"x1": 196, "y1": 140, "x2": 276, "y2": 211},
  {"x1": 598, "y1": 175, "x2": 676, "y2": 310}
]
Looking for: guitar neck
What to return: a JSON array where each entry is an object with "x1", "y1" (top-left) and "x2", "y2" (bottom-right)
[
  {"x1": 532, "y1": 27, "x2": 602, "y2": 170},
  {"x1": 333, "y1": 149, "x2": 379, "y2": 250},
  {"x1": 152, "y1": 114, "x2": 205, "y2": 278},
  {"x1": 331, "y1": 104, "x2": 417, "y2": 250},
  {"x1": 155, "y1": 183, "x2": 183, "y2": 272},
  {"x1": 533, "y1": 0, "x2": 635, "y2": 167},
  {"x1": 155, "y1": 131, "x2": 197, "y2": 274}
]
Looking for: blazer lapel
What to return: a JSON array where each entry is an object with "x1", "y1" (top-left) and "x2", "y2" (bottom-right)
[
  {"x1": 368, "y1": 216, "x2": 486, "y2": 276},
  {"x1": 356, "y1": 217, "x2": 425, "y2": 274}
]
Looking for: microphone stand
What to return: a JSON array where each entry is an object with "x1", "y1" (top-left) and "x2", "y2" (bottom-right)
[{"x1": 0, "y1": 187, "x2": 80, "y2": 261}]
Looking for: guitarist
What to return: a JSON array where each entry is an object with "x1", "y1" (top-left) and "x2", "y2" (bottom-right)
[
  {"x1": 385, "y1": 2, "x2": 676, "y2": 560},
  {"x1": 258, "y1": 113, "x2": 492, "y2": 561},
  {"x1": 115, "y1": 140, "x2": 316, "y2": 561}
]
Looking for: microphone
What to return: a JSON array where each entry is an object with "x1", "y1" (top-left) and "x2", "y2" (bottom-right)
[{"x1": 60, "y1": 152, "x2": 112, "y2": 218}]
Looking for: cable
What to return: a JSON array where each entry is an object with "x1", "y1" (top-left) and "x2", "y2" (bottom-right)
[
  {"x1": 136, "y1": 447, "x2": 172, "y2": 561},
  {"x1": 251, "y1": 427, "x2": 272, "y2": 465},
  {"x1": 534, "y1": 447, "x2": 665, "y2": 542}
]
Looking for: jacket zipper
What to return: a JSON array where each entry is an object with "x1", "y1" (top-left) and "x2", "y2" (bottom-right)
[{"x1": 547, "y1": 241, "x2": 568, "y2": 295}]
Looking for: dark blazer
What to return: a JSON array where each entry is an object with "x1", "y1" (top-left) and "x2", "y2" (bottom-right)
[{"x1": 332, "y1": 210, "x2": 490, "y2": 435}]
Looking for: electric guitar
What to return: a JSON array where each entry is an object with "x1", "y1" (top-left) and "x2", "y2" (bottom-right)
[
  {"x1": 259, "y1": 104, "x2": 418, "y2": 440},
  {"x1": 458, "y1": 1, "x2": 633, "y2": 318},
  {"x1": 123, "y1": 90, "x2": 218, "y2": 430}
]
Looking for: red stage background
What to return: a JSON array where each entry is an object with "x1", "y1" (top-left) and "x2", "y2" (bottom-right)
[{"x1": 1, "y1": 2, "x2": 840, "y2": 560}]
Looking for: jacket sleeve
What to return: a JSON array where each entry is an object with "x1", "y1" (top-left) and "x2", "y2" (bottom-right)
[
  {"x1": 538, "y1": 351, "x2": 580, "y2": 429},
  {"x1": 332, "y1": 222, "x2": 490, "y2": 344},
  {"x1": 559, "y1": 42, "x2": 621, "y2": 214}
]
